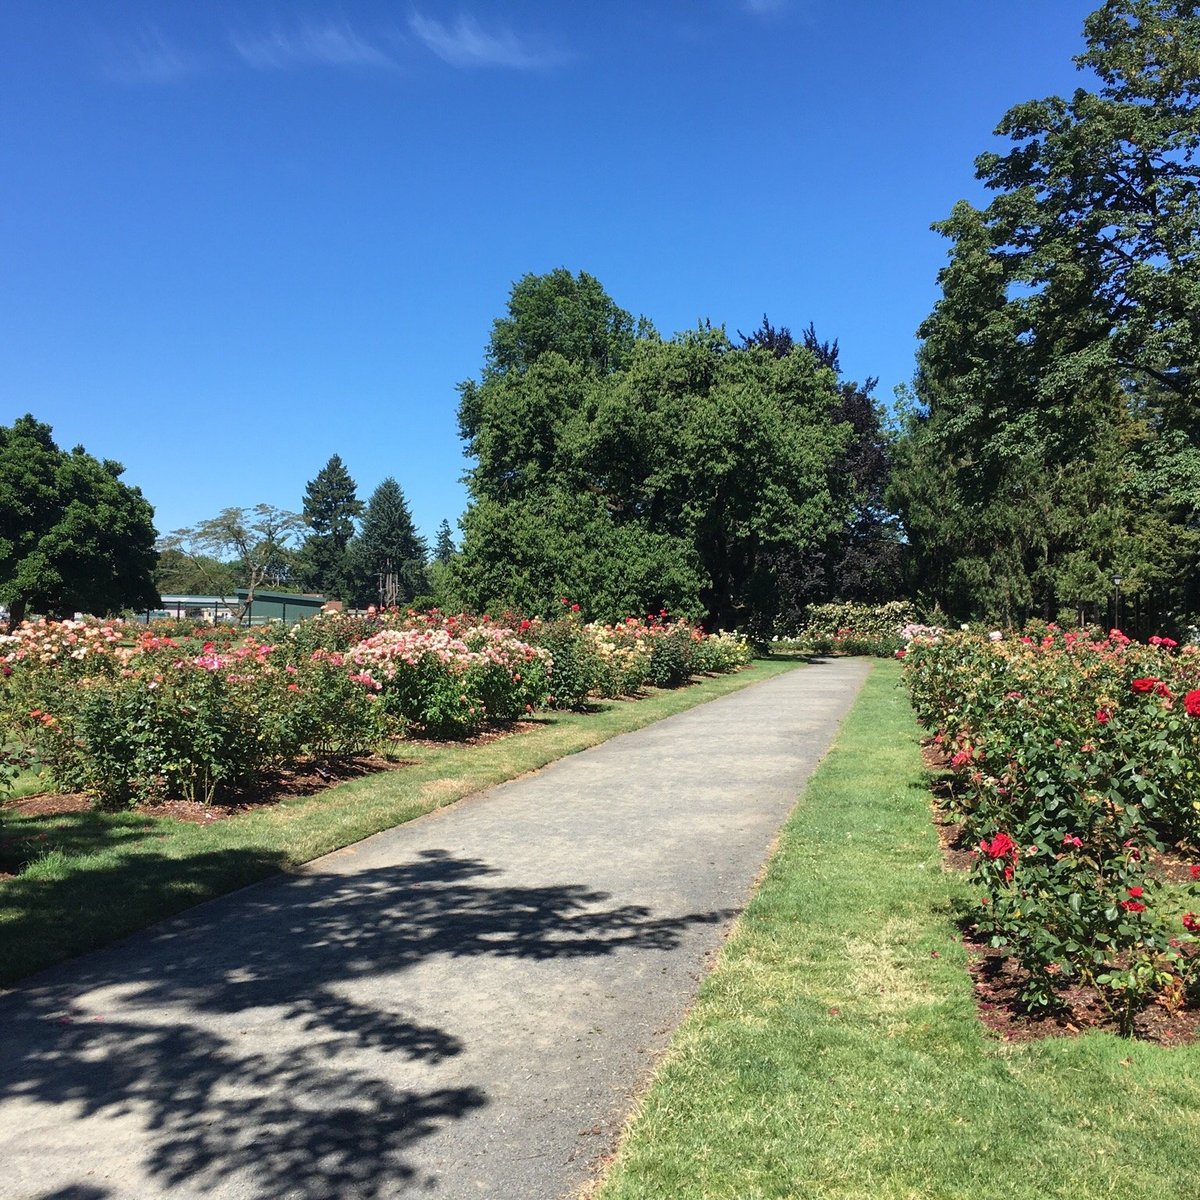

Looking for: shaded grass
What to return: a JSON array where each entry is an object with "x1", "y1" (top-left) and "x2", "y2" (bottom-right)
[
  {"x1": 593, "y1": 661, "x2": 1200, "y2": 1200},
  {"x1": 0, "y1": 660, "x2": 794, "y2": 986}
]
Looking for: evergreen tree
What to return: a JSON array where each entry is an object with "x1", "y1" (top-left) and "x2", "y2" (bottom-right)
[
  {"x1": 348, "y1": 478, "x2": 428, "y2": 607},
  {"x1": 296, "y1": 454, "x2": 363, "y2": 599},
  {"x1": 434, "y1": 519, "x2": 455, "y2": 565}
]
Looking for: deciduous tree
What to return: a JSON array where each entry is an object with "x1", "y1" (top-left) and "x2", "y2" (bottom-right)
[
  {"x1": 161, "y1": 505, "x2": 303, "y2": 620},
  {"x1": 894, "y1": 0, "x2": 1200, "y2": 630},
  {"x1": 0, "y1": 415, "x2": 158, "y2": 626}
]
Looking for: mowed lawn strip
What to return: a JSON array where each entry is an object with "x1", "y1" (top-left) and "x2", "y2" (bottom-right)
[
  {"x1": 593, "y1": 661, "x2": 1200, "y2": 1200},
  {"x1": 0, "y1": 659, "x2": 796, "y2": 986}
]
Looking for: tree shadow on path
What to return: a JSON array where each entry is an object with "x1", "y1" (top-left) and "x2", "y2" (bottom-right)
[{"x1": 2, "y1": 849, "x2": 730, "y2": 1198}]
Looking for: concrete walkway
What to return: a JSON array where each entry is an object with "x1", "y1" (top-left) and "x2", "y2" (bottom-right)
[{"x1": 0, "y1": 658, "x2": 872, "y2": 1200}]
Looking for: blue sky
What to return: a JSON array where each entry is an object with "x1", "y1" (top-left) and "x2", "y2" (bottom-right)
[{"x1": 1, "y1": 1, "x2": 1099, "y2": 546}]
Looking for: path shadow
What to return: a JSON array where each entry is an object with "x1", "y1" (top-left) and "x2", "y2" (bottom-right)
[{"x1": 2, "y1": 849, "x2": 730, "y2": 1197}]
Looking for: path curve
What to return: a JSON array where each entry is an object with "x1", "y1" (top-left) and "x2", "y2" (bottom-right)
[{"x1": 0, "y1": 657, "x2": 871, "y2": 1200}]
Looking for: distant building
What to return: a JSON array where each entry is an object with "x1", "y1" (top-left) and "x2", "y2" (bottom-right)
[{"x1": 143, "y1": 591, "x2": 327, "y2": 625}]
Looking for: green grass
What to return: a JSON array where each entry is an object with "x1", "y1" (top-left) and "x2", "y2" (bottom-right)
[
  {"x1": 3, "y1": 765, "x2": 53, "y2": 801},
  {"x1": 593, "y1": 661, "x2": 1200, "y2": 1200},
  {"x1": 0, "y1": 659, "x2": 796, "y2": 986}
]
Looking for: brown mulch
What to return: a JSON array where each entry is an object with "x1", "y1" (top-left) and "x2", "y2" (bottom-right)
[
  {"x1": 921, "y1": 736, "x2": 1200, "y2": 1044},
  {"x1": 1, "y1": 755, "x2": 410, "y2": 828},
  {"x1": 1, "y1": 719, "x2": 541, "y2": 838},
  {"x1": 965, "y1": 934, "x2": 1200, "y2": 1045}
]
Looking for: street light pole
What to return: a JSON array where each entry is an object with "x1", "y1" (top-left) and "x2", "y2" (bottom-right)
[{"x1": 1111, "y1": 573, "x2": 1123, "y2": 633}]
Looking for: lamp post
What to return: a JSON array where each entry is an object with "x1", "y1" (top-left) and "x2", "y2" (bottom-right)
[{"x1": 1111, "y1": 573, "x2": 1123, "y2": 633}]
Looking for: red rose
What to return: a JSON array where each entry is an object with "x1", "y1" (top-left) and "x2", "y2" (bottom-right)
[
  {"x1": 1186, "y1": 691, "x2": 1200, "y2": 717},
  {"x1": 1131, "y1": 677, "x2": 1158, "y2": 693},
  {"x1": 981, "y1": 832, "x2": 1019, "y2": 861},
  {"x1": 1095, "y1": 708, "x2": 1111, "y2": 724},
  {"x1": 1183, "y1": 913, "x2": 1200, "y2": 934},
  {"x1": 1120, "y1": 900, "x2": 1147, "y2": 913},
  {"x1": 1127, "y1": 886, "x2": 1144, "y2": 898},
  {"x1": 1189, "y1": 865, "x2": 1200, "y2": 881}
]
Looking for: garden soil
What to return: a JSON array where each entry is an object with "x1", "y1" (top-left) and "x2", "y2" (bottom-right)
[{"x1": 0, "y1": 657, "x2": 870, "y2": 1200}]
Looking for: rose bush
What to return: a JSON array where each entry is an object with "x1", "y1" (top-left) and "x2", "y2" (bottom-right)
[
  {"x1": 0, "y1": 608, "x2": 752, "y2": 809},
  {"x1": 903, "y1": 625, "x2": 1200, "y2": 1030}
]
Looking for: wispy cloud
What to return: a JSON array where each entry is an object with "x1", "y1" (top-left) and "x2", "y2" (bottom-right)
[
  {"x1": 102, "y1": 28, "x2": 198, "y2": 85},
  {"x1": 230, "y1": 19, "x2": 398, "y2": 71},
  {"x1": 408, "y1": 12, "x2": 565, "y2": 70}
]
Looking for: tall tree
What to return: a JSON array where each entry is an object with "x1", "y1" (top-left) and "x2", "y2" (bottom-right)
[
  {"x1": 0, "y1": 415, "x2": 159, "y2": 626},
  {"x1": 739, "y1": 321, "x2": 902, "y2": 622},
  {"x1": 978, "y1": 0, "x2": 1200, "y2": 407},
  {"x1": 434, "y1": 519, "x2": 455, "y2": 565},
  {"x1": 893, "y1": 0, "x2": 1200, "y2": 630},
  {"x1": 454, "y1": 275, "x2": 852, "y2": 631},
  {"x1": 296, "y1": 454, "x2": 363, "y2": 600},
  {"x1": 347, "y1": 479, "x2": 428, "y2": 607}
]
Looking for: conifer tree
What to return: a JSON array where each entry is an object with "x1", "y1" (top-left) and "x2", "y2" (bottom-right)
[
  {"x1": 297, "y1": 454, "x2": 362, "y2": 599},
  {"x1": 434, "y1": 519, "x2": 455, "y2": 565},
  {"x1": 348, "y1": 478, "x2": 428, "y2": 607}
]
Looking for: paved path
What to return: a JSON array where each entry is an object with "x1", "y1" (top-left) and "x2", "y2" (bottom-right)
[{"x1": 0, "y1": 658, "x2": 871, "y2": 1200}]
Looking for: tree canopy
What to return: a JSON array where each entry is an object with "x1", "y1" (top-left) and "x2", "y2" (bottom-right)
[
  {"x1": 893, "y1": 0, "x2": 1200, "y2": 632},
  {"x1": 451, "y1": 273, "x2": 874, "y2": 632},
  {"x1": 161, "y1": 505, "x2": 304, "y2": 616},
  {"x1": 0, "y1": 415, "x2": 159, "y2": 625}
]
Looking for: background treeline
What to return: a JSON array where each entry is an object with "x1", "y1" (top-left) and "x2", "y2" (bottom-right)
[
  {"x1": 153, "y1": 466, "x2": 450, "y2": 612},
  {"x1": 3, "y1": 1, "x2": 1196, "y2": 637}
]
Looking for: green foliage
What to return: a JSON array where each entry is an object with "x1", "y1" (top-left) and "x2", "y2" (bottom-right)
[
  {"x1": 689, "y1": 629, "x2": 754, "y2": 674},
  {"x1": 434, "y1": 518, "x2": 455, "y2": 565},
  {"x1": 645, "y1": 624, "x2": 693, "y2": 688},
  {"x1": 1, "y1": 608, "x2": 754, "y2": 808},
  {"x1": 0, "y1": 415, "x2": 159, "y2": 625},
  {"x1": 795, "y1": 599, "x2": 917, "y2": 641},
  {"x1": 297, "y1": 454, "x2": 363, "y2": 600},
  {"x1": 161, "y1": 505, "x2": 303, "y2": 617},
  {"x1": 346, "y1": 477, "x2": 428, "y2": 608},
  {"x1": 783, "y1": 599, "x2": 917, "y2": 656},
  {"x1": 5, "y1": 624, "x2": 384, "y2": 807},
  {"x1": 529, "y1": 615, "x2": 599, "y2": 710},
  {"x1": 450, "y1": 491, "x2": 705, "y2": 623},
  {"x1": 903, "y1": 627, "x2": 1200, "y2": 1027},
  {"x1": 467, "y1": 266, "x2": 640, "y2": 384},
  {"x1": 455, "y1": 275, "x2": 855, "y2": 632},
  {"x1": 745, "y1": 321, "x2": 904, "y2": 622},
  {"x1": 153, "y1": 548, "x2": 239, "y2": 597},
  {"x1": 895, "y1": 1, "x2": 1200, "y2": 630}
]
